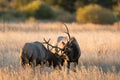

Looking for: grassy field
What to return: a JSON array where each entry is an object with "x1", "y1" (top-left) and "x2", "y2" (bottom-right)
[{"x1": 0, "y1": 22, "x2": 120, "y2": 80}]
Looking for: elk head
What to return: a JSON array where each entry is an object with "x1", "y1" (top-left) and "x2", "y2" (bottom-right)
[{"x1": 59, "y1": 23, "x2": 74, "y2": 60}]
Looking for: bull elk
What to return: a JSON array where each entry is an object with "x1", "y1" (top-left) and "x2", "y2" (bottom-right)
[{"x1": 61, "y1": 24, "x2": 81, "y2": 72}]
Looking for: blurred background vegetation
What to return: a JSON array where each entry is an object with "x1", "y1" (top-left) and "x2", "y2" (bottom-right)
[{"x1": 0, "y1": 0, "x2": 120, "y2": 24}]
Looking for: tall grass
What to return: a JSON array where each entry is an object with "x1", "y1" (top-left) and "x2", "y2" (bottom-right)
[
  {"x1": 0, "y1": 22, "x2": 120, "y2": 80},
  {"x1": 0, "y1": 21, "x2": 120, "y2": 32}
]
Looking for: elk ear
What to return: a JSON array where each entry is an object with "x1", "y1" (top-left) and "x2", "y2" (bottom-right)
[{"x1": 62, "y1": 41, "x2": 66, "y2": 46}]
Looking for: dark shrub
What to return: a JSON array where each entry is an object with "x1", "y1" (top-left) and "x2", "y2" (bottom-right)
[{"x1": 19, "y1": 1, "x2": 55, "y2": 19}]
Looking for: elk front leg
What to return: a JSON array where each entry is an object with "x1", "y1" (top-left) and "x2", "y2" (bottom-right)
[{"x1": 67, "y1": 61, "x2": 70, "y2": 74}]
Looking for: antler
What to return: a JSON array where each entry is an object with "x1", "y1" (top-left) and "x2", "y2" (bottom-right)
[
  {"x1": 45, "y1": 38, "x2": 51, "y2": 50},
  {"x1": 43, "y1": 38, "x2": 63, "y2": 51},
  {"x1": 63, "y1": 23, "x2": 71, "y2": 40}
]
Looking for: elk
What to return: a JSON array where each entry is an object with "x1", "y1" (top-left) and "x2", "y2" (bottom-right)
[
  {"x1": 45, "y1": 24, "x2": 81, "y2": 72},
  {"x1": 20, "y1": 41, "x2": 63, "y2": 73},
  {"x1": 61, "y1": 24, "x2": 81, "y2": 72}
]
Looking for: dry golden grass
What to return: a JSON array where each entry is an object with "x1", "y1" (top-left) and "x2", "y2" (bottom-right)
[
  {"x1": 0, "y1": 22, "x2": 120, "y2": 80},
  {"x1": 0, "y1": 66, "x2": 120, "y2": 80},
  {"x1": 0, "y1": 21, "x2": 120, "y2": 32}
]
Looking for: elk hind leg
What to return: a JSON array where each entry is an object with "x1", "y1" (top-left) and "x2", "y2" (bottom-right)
[
  {"x1": 39, "y1": 62, "x2": 44, "y2": 74},
  {"x1": 73, "y1": 61, "x2": 78, "y2": 72},
  {"x1": 30, "y1": 60, "x2": 36, "y2": 74}
]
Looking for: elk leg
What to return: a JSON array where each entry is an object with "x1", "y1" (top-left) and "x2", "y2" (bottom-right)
[
  {"x1": 39, "y1": 62, "x2": 43, "y2": 74},
  {"x1": 67, "y1": 61, "x2": 70, "y2": 73},
  {"x1": 58, "y1": 65, "x2": 62, "y2": 70},
  {"x1": 39, "y1": 65, "x2": 42, "y2": 74},
  {"x1": 30, "y1": 60, "x2": 36, "y2": 74},
  {"x1": 73, "y1": 62, "x2": 77, "y2": 72}
]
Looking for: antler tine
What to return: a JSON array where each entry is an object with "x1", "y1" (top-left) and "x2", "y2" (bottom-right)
[
  {"x1": 43, "y1": 38, "x2": 50, "y2": 43},
  {"x1": 63, "y1": 23, "x2": 71, "y2": 40},
  {"x1": 43, "y1": 38, "x2": 50, "y2": 50},
  {"x1": 48, "y1": 38, "x2": 51, "y2": 43},
  {"x1": 44, "y1": 38, "x2": 51, "y2": 50},
  {"x1": 43, "y1": 38, "x2": 47, "y2": 43},
  {"x1": 43, "y1": 38, "x2": 63, "y2": 51}
]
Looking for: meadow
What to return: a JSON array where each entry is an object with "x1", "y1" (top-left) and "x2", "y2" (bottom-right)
[{"x1": 0, "y1": 22, "x2": 120, "y2": 80}]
